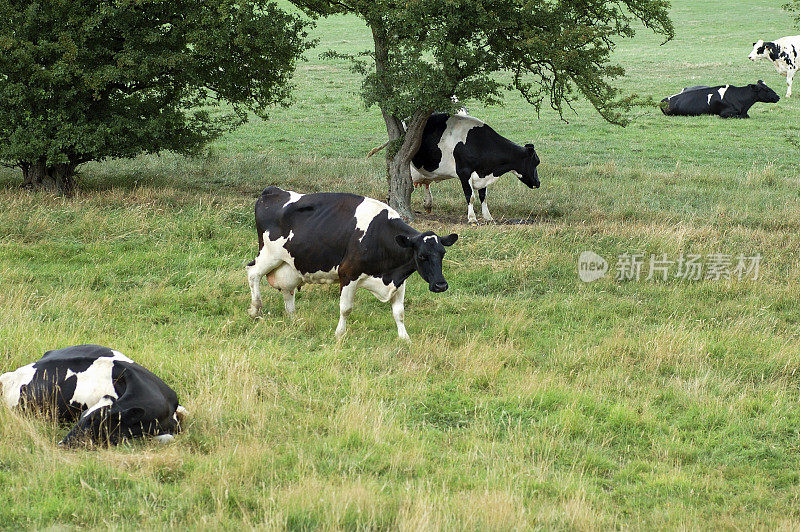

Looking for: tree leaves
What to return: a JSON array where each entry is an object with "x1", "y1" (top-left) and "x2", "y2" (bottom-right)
[{"x1": 0, "y1": 0, "x2": 311, "y2": 171}]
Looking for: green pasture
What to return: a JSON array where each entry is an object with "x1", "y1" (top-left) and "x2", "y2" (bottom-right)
[{"x1": 1, "y1": 0, "x2": 799, "y2": 529}]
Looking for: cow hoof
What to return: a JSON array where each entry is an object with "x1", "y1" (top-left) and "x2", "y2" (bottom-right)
[
  {"x1": 247, "y1": 304, "x2": 262, "y2": 318},
  {"x1": 154, "y1": 434, "x2": 175, "y2": 444}
]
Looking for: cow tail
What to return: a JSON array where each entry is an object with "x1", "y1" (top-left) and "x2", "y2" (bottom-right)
[{"x1": 367, "y1": 141, "x2": 389, "y2": 158}]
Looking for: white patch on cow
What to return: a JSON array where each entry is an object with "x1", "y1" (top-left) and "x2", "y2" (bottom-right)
[
  {"x1": 423, "y1": 235, "x2": 438, "y2": 244},
  {"x1": 360, "y1": 275, "x2": 399, "y2": 303},
  {"x1": 110, "y1": 350, "x2": 133, "y2": 363},
  {"x1": 67, "y1": 352, "x2": 131, "y2": 409},
  {"x1": 467, "y1": 203, "x2": 477, "y2": 224},
  {"x1": 718, "y1": 85, "x2": 729, "y2": 100},
  {"x1": 354, "y1": 197, "x2": 400, "y2": 242},
  {"x1": 154, "y1": 434, "x2": 175, "y2": 444},
  {"x1": 282, "y1": 191, "x2": 304, "y2": 208},
  {"x1": 469, "y1": 171, "x2": 501, "y2": 190},
  {"x1": 335, "y1": 280, "x2": 360, "y2": 338},
  {"x1": 81, "y1": 395, "x2": 114, "y2": 419},
  {"x1": 707, "y1": 94, "x2": 713, "y2": 105},
  {"x1": 300, "y1": 267, "x2": 339, "y2": 284},
  {"x1": 0, "y1": 363, "x2": 37, "y2": 408},
  {"x1": 481, "y1": 202, "x2": 494, "y2": 221},
  {"x1": 287, "y1": 230, "x2": 295, "y2": 242},
  {"x1": 411, "y1": 115, "x2": 484, "y2": 185}
]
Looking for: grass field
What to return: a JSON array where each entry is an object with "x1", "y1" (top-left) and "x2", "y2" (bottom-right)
[{"x1": 2, "y1": 1, "x2": 800, "y2": 529}]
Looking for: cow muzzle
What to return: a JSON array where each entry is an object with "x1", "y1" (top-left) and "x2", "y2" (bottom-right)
[{"x1": 430, "y1": 281, "x2": 449, "y2": 293}]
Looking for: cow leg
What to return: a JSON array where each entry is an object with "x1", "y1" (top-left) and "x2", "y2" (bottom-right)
[
  {"x1": 390, "y1": 283, "x2": 410, "y2": 341},
  {"x1": 460, "y1": 176, "x2": 477, "y2": 223},
  {"x1": 246, "y1": 247, "x2": 284, "y2": 318},
  {"x1": 335, "y1": 281, "x2": 359, "y2": 339},
  {"x1": 423, "y1": 184, "x2": 433, "y2": 213},
  {"x1": 787, "y1": 70, "x2": 795, "y2": 98},
  {"x1": 477, "y1": 187, "x2": 494, "y2": 222}
]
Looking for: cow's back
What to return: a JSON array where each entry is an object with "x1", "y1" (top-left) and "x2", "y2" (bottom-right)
[
  {"x1": 254, "y1": 187, "x2": 401, "y2": 278},
  {"x1": 662, "y1": 86, "x2": 720, "y2": 116}
]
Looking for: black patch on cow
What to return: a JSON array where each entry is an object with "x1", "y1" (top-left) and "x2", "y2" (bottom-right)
[
  {"x1": 412, "y1": 113, "x2": 447, "y2": 172},
  {"x1": 683, "y1": 85, "x2": 711, "y2": 92},
  {"x1": 766, "y1": 42, "x2": 781, "y2": 62},
  {"x1": 255, "y1": 190, "x2": 364, "y2": 275}
]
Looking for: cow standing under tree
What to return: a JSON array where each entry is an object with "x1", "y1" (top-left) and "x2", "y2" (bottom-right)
[
  {"x1": 749, "y1": 37, "x2": 800, "y2": 98},
  {"x1": 246, "y1": 187, "x2": 458, "y2": 340},
  {"x1": 370, "y1": 113, "x2": 541, "y2": 224}
]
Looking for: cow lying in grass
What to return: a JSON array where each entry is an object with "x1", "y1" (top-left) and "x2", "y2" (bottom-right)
[
  {"x1": 0, "y1": 345, "x2": 187, "y2": 446},
  {"x1": 246, "y1": 186, "x2": 458, "y2": 340},
  {"x1": 660, "y1": 81, "x2": 780, "y2": 118}
]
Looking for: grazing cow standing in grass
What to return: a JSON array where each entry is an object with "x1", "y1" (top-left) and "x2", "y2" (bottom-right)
[
  {"x1": 660, "y1": 81, "x2": 780, "y2": 118},
  {"x1": 0, "y1": 345, "x2": 188, "y2": 446},
  {"x1": 410, "y1": 113, "x2": 540, "y2": 224},
  {"x1": 749, "y1": 37, "x2": 800, "y2": 98},
  {"x1": 246, "y1": 186, "x2": 458, "y2": 340}
]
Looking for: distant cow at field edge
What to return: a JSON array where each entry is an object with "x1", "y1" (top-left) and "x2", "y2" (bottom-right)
[
  {"x1": 246, "y1": 186, "x2": 458, "y2": 340},
  {"x1": 1, "y1": 345, "x2": 188, "y2": 446},
  {"x1": 660, "y1": 81, "x2": 780, "y2": 118},
  {"x1": 410, "y1": 113, "x2": 540, "y2": 224},
  {"x1": 749, "y1": 37, "x2": 800, "y2": 98}
]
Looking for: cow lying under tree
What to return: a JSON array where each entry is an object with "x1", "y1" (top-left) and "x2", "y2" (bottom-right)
[
  {"x1": 1, "y1": 345, "x2": 188, "y2": 446},
  {"x1": 246, "y1": 186, "x2": 458, "y2": 340}
]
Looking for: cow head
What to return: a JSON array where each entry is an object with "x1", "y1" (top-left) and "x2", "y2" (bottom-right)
[
  {"x1": 749, "y1": 40, "x2": 780, "y2": 62},
  {"x1": 512, "y1": 144, "x2": 540, "y2": 189},
  {"x1": 754, "y1": 80, "x2": 780, "y2": 103},
  {"x1": 396, "y1": 231, "x2": 458, "y2": 293},
  {"x1": 60, "y1": 402, "x2": 188, "y2": 446}
]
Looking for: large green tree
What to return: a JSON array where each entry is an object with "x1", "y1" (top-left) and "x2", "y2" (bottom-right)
[
  {"x1": 0, "y1": 0, "x2": 310, "y2": 194},
  {"x1": 293, "y1": 0, "x2": 674, "y2": 220}
]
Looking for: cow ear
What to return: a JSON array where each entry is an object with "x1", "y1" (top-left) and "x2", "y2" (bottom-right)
[
  {"x1": 525, "y1": 143, "x2": 535, "y2": 152},
  {"x1": 395, "y1": 235, "x2": 414, "y2": 248},
  {"x1": 440, "y1": 233, "x2": 458, "y2": 246}
]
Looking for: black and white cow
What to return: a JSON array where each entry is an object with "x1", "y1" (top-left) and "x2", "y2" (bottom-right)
[
  {"x1": 660, "y1": 81, "x2": 780, "y2": 118},
  {"x1": 410, "y1": 113, "x2": 540, "y2": 223},
  {"x1": 0, "y1": 345, "x2": 187, "y2": 446},
  {"x1": 749, "y1": 37, "x2": 800, "y2": 98},
  {"x1": 246, "y1": 186, "x2": 458, "y2": 340}
]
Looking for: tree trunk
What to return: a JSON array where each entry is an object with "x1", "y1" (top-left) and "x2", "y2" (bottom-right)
[
  {"x1": 382, "y1": 109, "x2": 431, "y2": 221},
  {"x1": 372, "y1": 26, "x2": 432, "y2": 221},
  {"x1": 20, "y1": 159, "x2": 77, "y2": 195}
]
